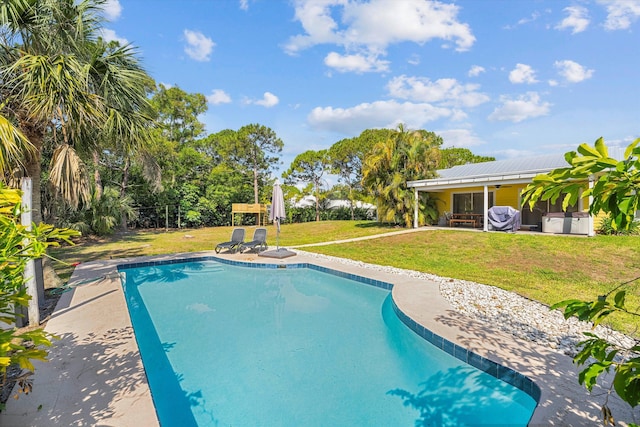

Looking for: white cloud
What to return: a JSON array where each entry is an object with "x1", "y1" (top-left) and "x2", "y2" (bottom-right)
[
  {"x1": 504, "y1": 11, "x2": 541, "y2": 29},
  {"x1": 207, "y1": 89, "x2": 232, "y2": 105},
  {"x1": 606, "y1": 135, "x2": 640, "y2": 148},
  {"x1": 488, "y1": 92, "x2": 551, "y2": 123},
  {"x1": 438, "y1": 128, "x2": 486, "y2": 147},
  {"x1": 285, "y1": 0, "x2": 475, "y2": 72},
  {"x1": 556, "y1": 6, "x2": 590, "y2": 34},
  {"x1": 183, "y1": 29, "x2": 215, "y2": 62},
  {"x1": 468, "y1": 65, "x2": 485, "y2": 77},
  {"x1": 307, "y1": 100, "x2": 451, "y2": 135},
  {"x1": 449, "y1": 109, "x2": 468, "y2": 121},
  {"x1": 554, "y1": 60, "x2": 594, "y2": 83},
  {"x1": 408, "y1": 54, "x2": 420, "y2": 66},
  {"x1": 387, "y1": 75, "x2": 489, "y2": 108},
  {"x1": 100, "y1": 28, "x2": 128, "y2": 45},
  {"x1": 239, "y1": 0, "x2": 249, "y2": 11},
  {"x1": 494, "y1": 148, "x2": 537, "y2": 159},
  {"x1": 324, "y1": 52, "x2": 389, "y2": 73},
  {"x1": 509, "y1": 63, "x2": 538, "y2": 84},
  {"x1": 103, "y1": 0, "x2": 122, "y2": 21},
  {"x1": 341, "y1": 0, "x2": 475, "y2": 51},
  {"x1": 248, "y1": 92, "x2": 279, "y2": 107},
  {"x1": 285, "y1": 0, "x2": 343, "y2": 53},
  {"x1": 598, "y1": 0, "x2": 640, "y2": 30}
]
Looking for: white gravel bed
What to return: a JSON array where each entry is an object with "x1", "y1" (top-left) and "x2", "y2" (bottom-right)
[{"x1": 297, "y1": 250, "x2": 635, "y2": 356}]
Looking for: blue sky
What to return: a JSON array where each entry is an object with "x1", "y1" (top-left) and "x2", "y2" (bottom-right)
[{"x1": 102, "y1": 0, "x2": 639, "y2": 176}]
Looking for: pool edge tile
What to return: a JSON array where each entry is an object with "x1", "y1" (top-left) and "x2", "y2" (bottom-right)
[{"x1": 389, "y1": 296, "x2": 540, "y2": 404}]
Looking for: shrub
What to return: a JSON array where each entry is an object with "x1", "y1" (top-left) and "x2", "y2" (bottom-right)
[
  {"x1": 0, "y1": 184, "x2": 78, "y2": 407},
  {"x1": 598, "y1": 216, "x2": 640, "y2": 235}
]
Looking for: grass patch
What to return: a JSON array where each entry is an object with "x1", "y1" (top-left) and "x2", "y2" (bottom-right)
[{"x1": 49, "y1": 221, "x2": 395, "y2": 281}]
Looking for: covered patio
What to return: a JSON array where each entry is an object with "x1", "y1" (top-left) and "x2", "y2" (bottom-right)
[{"x1": 407, "y1": 153, "x2": 598, "y2": 236}]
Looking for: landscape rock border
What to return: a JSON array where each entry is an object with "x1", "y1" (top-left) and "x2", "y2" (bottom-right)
[{"x1": 298, "y1": 250, "x2": 635, "y2": 356}]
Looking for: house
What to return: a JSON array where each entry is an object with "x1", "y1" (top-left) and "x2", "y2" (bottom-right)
[
  {"x1": 325, "y1": 199, "x2": 376, "y2": 213},
  {"x1": 291, "y1": 195, "x2": 376, "y2": 213},
  {"x1": 407, "y1": 147, "x2": 627, "y2": 236},
  {"x1": 290, "y1": 195, "x2": 317, "y2": 209}
]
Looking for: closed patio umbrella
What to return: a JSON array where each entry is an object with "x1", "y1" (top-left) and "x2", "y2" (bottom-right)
[
  {"x1": 269, "y1": 179, "x2": 285, "y2": 249},
  {"x1": 260, "y1": 179, "x2": 296, "y2": 258}
]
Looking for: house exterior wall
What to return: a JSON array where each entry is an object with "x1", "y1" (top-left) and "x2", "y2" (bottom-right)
[
  {"x1": 496, "y1": 185, "x2": 522, "y2": 207},
  {"x1": 428, "y1": 183, "x2": 606, "y2": 232},
  {"x1": 432, "y1": 185, "x2": 529, "y2": 215},
  {"x1": 432, "y1": 190, "x2": 450, "y2": 213}
]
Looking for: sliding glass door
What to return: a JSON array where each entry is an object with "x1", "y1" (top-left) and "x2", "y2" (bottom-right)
[{"x1": 452, "y1": 192, "x2": 494, "y2": 214}]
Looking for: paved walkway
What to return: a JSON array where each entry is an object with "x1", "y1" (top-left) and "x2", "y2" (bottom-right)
[
  {"x1": 0, "y1": 230, "x2": 631, "y2": 426},
  {"x1": 289, "y1": 226, "x2": 435, "y2": 248}
]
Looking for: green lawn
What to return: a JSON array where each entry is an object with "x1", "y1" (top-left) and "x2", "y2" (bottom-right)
[
  {"x1": 49, "y1": 221, "x2": 395, "y2": 280},
  {"x1": 50, "y1": 222, "x2": 640, "y2": 334}
]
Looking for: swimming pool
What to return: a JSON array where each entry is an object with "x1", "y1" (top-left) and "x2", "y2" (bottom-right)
[{"x1": 120, "y1": 258, "x2": 536, "y2": 426}]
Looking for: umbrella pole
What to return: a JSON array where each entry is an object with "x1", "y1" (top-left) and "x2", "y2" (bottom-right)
[{"x1": 276, "y1": 218, "x2": 280, "y2": 250}]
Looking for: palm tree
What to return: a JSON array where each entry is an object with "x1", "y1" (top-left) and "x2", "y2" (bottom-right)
[
  {"x1": 0, "y1": 0, "x2": 155, "y2": 224},
  {"x1": 362, "y1": 125, "x2": 441, "y2": 226},
  {"x1": 1, "y1": 0, "x2": 155, "y2": 288},
  {"x1": 1, "y1": 0, "x2": 104, "y2": 220}
]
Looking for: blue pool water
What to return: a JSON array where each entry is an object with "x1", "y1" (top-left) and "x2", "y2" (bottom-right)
[{"x1": 120, "y1": 259, "x2": 536, "y2": 426}]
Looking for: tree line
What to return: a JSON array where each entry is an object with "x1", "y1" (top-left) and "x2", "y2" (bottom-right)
[{"x1": 0, "y1": 0, "x2": 494, "y2": 237}]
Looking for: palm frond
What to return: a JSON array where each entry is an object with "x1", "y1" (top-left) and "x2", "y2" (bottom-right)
[
  {"x1": 138, "y1": 150, "x2": 163, "y2": 192},
  {"x1": 49, "y1": 144, "x2": 90, "y2": 210},
  {"x1": 0, "y1": 0, "x2": 36, "y2": 34},
  {"x1": 0, "y1": 112, "x2": 33, "y2": 176},
  {"x1": 8, "y1": 53, "x2": 105, "y2": 142}
]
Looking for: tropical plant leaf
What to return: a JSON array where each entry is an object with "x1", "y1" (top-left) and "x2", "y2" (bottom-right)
[
  {"x1": 624, "y1": 138, "x2": 640, "y2": 159},
  {"x1": 596, "y1": 158, "x2": 620, "y2": 168},
  {"x1": 579, "y1": 362, "x2": 609, "y2": 391},
  {"x1": 614, "y1": 363, "x2": 640, "y2": 407},
  {"x1": 614, "y1": 291, "x2": 627, "y2": 310},
  {"x1": 594, "y1": 137, "x2": 609, "y2": 158},
  {"x1": 577, "y1": 142, "x2": 603, "y2": 158}
]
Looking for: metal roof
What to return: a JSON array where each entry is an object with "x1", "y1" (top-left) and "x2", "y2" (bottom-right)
[
  {"x1": 407, "y1": 146, "x2": 627, "y2": 190},
  {"x1": 438, "y1": 153, "x2": 567, "y2": 179}
]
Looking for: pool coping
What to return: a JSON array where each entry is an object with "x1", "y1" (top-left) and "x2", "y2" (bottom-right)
[{"x1": 0, "y1": 250, "x2": 632, "y2": 426}]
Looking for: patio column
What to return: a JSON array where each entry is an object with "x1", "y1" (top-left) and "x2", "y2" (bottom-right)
[
  {"x1": 413, "y1": 187, "x2": 419, "y2": 228},
  {"x1": 588, "y1": 175, "x2": 595, "y2": 236},
  {"x1": 483, "y1": 185, "x2": 489, "y2": 232},
  {"x1": 21, "y1": 178, "x2": 40, "y2": 326}
]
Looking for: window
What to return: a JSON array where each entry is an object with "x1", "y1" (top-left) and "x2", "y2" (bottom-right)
[{"x1": 452, "y1": 192, "x2": 494, "y2": 214}]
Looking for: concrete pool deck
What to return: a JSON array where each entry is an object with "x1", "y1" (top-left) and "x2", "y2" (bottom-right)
[{"x1": 0, "y1": 249, "x2": 632, "y2": 426}]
